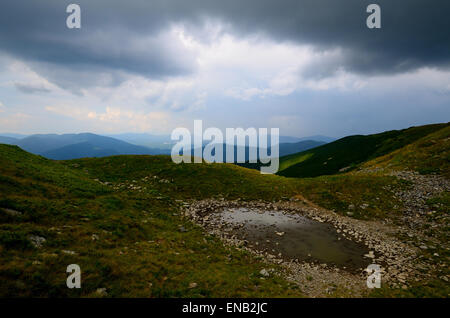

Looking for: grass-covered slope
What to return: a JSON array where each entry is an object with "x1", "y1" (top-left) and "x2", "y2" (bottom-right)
[
  {"x1": 362, "y1": 125, "x2": 450, "y2": 177},
  {"x1": 0, "y1": 144, "x2": 303, "y2": 297},
  {"x1": 278, "y1": 123, "x2": 449, "y2": 178},
  {"x1": 68, "y1": 155, "x2": 407, "y2": 220}
]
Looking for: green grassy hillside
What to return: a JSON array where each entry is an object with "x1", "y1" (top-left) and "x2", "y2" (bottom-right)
[
  {"x1": 362, "y1": 125, "x2": 450, "y2": 177},
  {"x1": 0, "y1": 145, "x2": 303, "y2": 297},
  {"x1": 278, "y1": 123, "x2": 449, "y2": 178}
]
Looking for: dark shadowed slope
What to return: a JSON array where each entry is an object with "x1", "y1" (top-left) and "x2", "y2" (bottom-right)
[{"x1": 278, "y1": 123, "x2": 450, "y2": 178}]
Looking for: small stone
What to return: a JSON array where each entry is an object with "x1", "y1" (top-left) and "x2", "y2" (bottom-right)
[
  {"x1": 325, "y1": 286, "x2": 336, "y2": 294},
  {"x1": 96, "y1": 288, "x2": 108, "y2": 296},
  {"x1": 62, "y1": 250, "x2": 77, "y2": 255},
  {"x1": 2, "y1": 208, "x2": 22, "y2": 216},
  {"x1": 179, "y1": 226, "x2": 187, "y2": 232},
  {"x1": 259, "y1": 269, "x2": 270, "y2": 277},
  {"x1": 188, "y1": 282, "x2": 198, "y2": 289},
  {"x1": 28, "y1": 235, "x2": 46, "y2": 248}
]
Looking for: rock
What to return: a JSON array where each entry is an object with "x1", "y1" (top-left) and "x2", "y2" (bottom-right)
[
  {"x1": 179, "y1": 226, "x2": 187, "y2": 232},
  {"x1": 2, "y1": 208, "x2": 22, "y2": 216},
  {"x1": 346, "y1": 212, "x2": 354, "y2": 216},
  {"x1": 419, "y1": 245, "x2": 428, "y2": 250},
  {"x1": 325, "y1": 286, "x2": 336, "y2": 294},
  {"x1": 91, "y1": 234, "x2": 99, "y2": 241},
  {"x1": 62, "y1": 250, "x2": 77, "y2": 255},
  {"x1": 259, "y1": 269, "x2": 270, "y2": 277},
  {"x1": 28, "y1": 235, "x2": 46, "y2": 248},
  {"x1": 275, "y1": 231, "x2": 285, "y2": 236},
  {"x1": 188, "y1": 282, "x2": 198, "y2": 289},
  {"x1": 96, "y1": 288, "x2": 108, "y2": 296},
  {"x1": 348, "y1": 204, "x2": 355, "y2": 210}
]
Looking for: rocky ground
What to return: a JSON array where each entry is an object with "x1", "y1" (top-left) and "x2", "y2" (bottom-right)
[
  {"x1": 178, "y1": 169, "x2": 450, "y2": 297},
  {"x1": 95, "y1": 168, "x2": 449, "y2": 296},
  {"x1": 388, "y1": 170, "x2": 449, "y2": 231},
  {"x1": 181, "y1": 197, "x2": 424, "y2": 297}
]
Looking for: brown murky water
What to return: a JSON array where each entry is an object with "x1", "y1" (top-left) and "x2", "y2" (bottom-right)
[{"x1": 217, "y1": 208, "x2": 370, "y2": 271}]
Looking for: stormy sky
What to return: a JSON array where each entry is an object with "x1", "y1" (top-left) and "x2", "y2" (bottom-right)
[{"x1": 0, "y1": 0, "x2": 449, "y2": 137}]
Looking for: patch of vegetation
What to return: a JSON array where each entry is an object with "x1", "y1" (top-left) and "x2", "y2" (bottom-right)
[
  {"x1": 427, "y1": 191, "x2": 450, "y2": 214},
  {"x1": 293, "y1": 174, "x2": 408, "y2": 220},
  {"x1": 370, "y1": 279, "x2": 450, "y2": 298}
]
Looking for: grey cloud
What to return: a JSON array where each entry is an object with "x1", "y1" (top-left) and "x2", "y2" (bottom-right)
[
  {"x1": 0, "y1": 0, "x2": 449, "y2": 88},
  {"x1": 14, "y1": 82, "x2": 51, "y2": 94}
]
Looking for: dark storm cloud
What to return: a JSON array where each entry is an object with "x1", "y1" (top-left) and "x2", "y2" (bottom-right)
[
  {"x1": 0, "y1": 1, "x2": 197, "y2": 83},
  {"x1": 0, "y1": 0, "x2": 449, "y2": 86}
]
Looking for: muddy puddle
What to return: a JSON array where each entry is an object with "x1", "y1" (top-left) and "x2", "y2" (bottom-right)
[{"x1": 214, "y1": 208, "x2": 370, "y2": 271}]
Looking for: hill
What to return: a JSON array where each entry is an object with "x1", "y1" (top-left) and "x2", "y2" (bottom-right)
[
  {"x1": 235, "y1": 140, "x2": 325, "y2": 170},
  {"x1": 109, "y1": 133, "x2": 331, "y2": 149},
  {"x1": 42, "y1": 142, "x2": 121, "y2": 160},
  {"x1": 2, "y1": 133, "x2": 170, "y2": 159},
  {"x1": 107, "y1": 133, "x2": 174, "y2": 150},
  {"x1": 278, "y1": 123, "x2": 450, "y2": 178},
  {"x1": 278, "y1": 140, "x2": 326, "y2": 157},
  {"x1": 361, "y1": 125, "x2": 450, "y2": 177},
  {"x1": 0, "y1": 144, "x2": 304, "y2": 297},
  {"x1": 0, "y1": 136, "x2": 18, "y2": 145},
  {"x1": 190, "y1": 139, "x2": 325, "y2": 165}
]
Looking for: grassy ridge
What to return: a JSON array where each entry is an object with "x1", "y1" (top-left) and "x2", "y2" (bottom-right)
[
  {"x1": 278, "y1": 123, "x2": 449, "y2": 178},
  {"x1": 68, "y1": 155, "x2": 408, "y2": 220},
  {"x1": 362, "y1": 125, "x2": 450, "y2": 177}
]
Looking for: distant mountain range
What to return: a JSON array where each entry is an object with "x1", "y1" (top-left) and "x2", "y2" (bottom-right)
[
  {"x1": 189, "y1": 140, "x2": 326, "y2": 163},
  {"x1": 0, "y1": 132, "x2": 331, "y2": 160},
  {"x1": 106, "y1": 133, "x2": 335, "y2": 149},
  {"x1": 0, "y1": 133, "x2": 171, "y2": 160}
]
